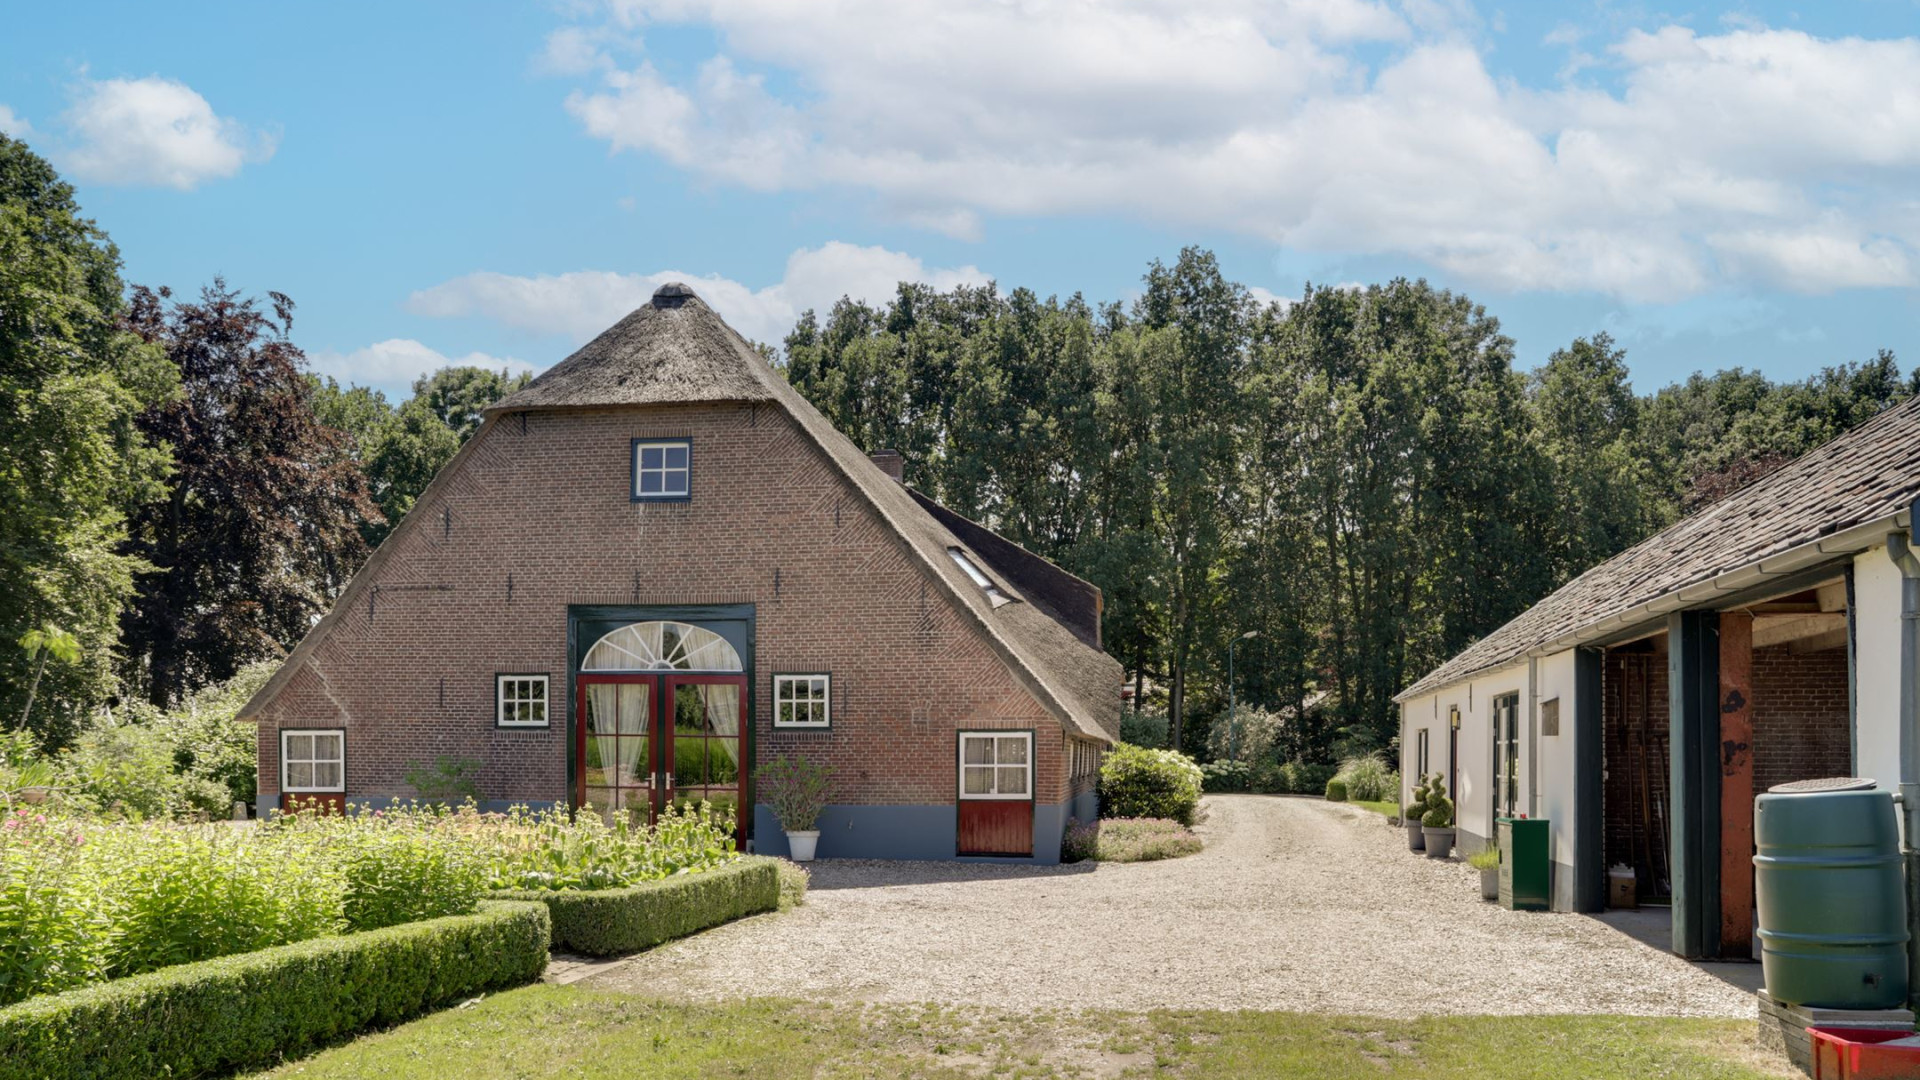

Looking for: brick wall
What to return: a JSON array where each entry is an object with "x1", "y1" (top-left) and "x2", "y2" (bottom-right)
[
  {"x1": 256, "y1": 401, "x2": 1086, "y2": 819},
  {"x1": 1603, "y1": 649, "x2": 1670, "y2": 900},
  {"x1": 1750, "y1": 644, "x2": 1850, "y2": 794}
]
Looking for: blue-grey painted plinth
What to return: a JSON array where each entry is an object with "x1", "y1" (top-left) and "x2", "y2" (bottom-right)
[{"x1": 754, "y1": 800, "x2": 1080, "y2": 865}]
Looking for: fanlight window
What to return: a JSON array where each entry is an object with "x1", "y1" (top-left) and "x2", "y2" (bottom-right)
[{"x1": 582, "y1": 621, "x2": 743, "y2": 672}]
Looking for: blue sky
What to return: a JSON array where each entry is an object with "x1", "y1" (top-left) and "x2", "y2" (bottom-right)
[{"x1": 4, "y1": 1, "x2": 1917, "y2": 400}]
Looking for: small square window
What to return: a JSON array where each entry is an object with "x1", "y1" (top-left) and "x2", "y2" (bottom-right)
[
  {"x1": 497, "y1": 674, "x2": 550, "y2": 727},
  {"x1": 773, "y1": 674, "x2": 831, "y2": 728},
  {"x1": 281, "y1": 728, "x2": 345, "y2": 793},
  {"x1": 632, "y1": 439, "x2": 692, "y2": 500}
]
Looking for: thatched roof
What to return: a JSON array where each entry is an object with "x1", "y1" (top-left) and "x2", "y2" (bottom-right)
[
  {"x1": 487, "y1": 283, "x2": 1126, "y2": 741},
  {"x1": 490, "y1": 284, "x2": 776, "y2": 411},
  {"x1": 1398, "y1": 394, "x2": 1920, "y2": 702}
]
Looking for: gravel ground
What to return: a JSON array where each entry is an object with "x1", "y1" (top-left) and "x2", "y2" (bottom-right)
[{"x1": 580, "y1": 794, "x2": 1757, "y2": 1017}]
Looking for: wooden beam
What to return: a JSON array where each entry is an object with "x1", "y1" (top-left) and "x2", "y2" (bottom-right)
[
  {"x1": 1789, "y1": 627, "x2": 1850, "y2": 654},
  {"x1": 1753, "y1": 613, "x2": 1847, "y2": 649},
  {"x1": 1720, "y1": 610, "x2": 1756, "y2": 960},
  {"x1": 1817, "y1": 581, "x2": 1848, "y2": 613}
]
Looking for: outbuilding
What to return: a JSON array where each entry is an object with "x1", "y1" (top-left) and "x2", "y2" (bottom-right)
[
  {"x1": 1397, "y1": 396, "x2": 1920, "y2": 959},
  {"x1": 240, "y1": 283, "x2": 1120, "y2": 863}
]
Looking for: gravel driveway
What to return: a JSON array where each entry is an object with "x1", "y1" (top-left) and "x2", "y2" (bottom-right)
[{"x1": 580, "y1": 794, "x2": 1756, "y2": 1017}]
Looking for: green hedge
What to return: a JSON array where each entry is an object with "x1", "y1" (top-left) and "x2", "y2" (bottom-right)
[
  {"x1": 0, "y1": 899, "x2": 549, "y2": 1080},
  {"x1": 490, "y1": 856, "x2": 778, "y2": 957}
]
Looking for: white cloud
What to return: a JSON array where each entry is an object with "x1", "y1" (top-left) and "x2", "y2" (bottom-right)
[
  {"x1": 59, "y1": 76, "x2": 272, "y2": 189},
  {"x1": 408, "y1": 240, "x2": 990, "y2": 346},
  {"x1": 549, "y1": 4, "x2": 1920, "y2": 299},
  {"x1": 307, "y1": 339, "x2": 531, "y2": 389},
  {"x1": 0, "y1": 105, "x2": 32, "y2": 139}
]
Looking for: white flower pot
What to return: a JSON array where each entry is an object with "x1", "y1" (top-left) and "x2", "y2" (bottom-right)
[{"x1": 785, "y1": 829, "x2": 820, "y2": 862}]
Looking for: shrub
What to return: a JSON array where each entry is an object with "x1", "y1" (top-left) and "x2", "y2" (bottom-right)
[
  {"x1": 1199, "y1": 760, "x2": 1250, "y2": 793},
  {"x1": 776, "y1": 860, "x2": 810, "y2": 910},
  {"x1": 99, "y1": 824, "x2": 345, "y2": 978},
  {"x1": 50, "y1": 664, "x2": 270, "y2": 820},
  {"x1": 1420, "y1": 775, "x2": 1455, "y2": 828},
  {"x1": 333, "y1": 825, "x2": 486, "y2": 932},
  {"x1": 1333, "y1": 754, "x2": 1396, "y2": 803},
  {"x1": 444, "y1": 802, "x2": 737, "y2": 891},
  {"x1": 1324, "y1": 778, "x2": 1348, "y2": 802},
  {"x1": 1068, "y1": 818, "x2": 1202, "y2": 863},
  {"x1": 1061, "y1": 818, "x2": 1099, "y2": 863},
  {"x1": 755, "y1": 756, "x2": 833, "y2": 832},
  {"x1": 1467, "y1": 847, "x2": 1500, "y2": 871},
  {"x1": 0, "y1": 900, "x2": 548, "y2": 1080},
  {"x1": 1099, "y1": 744, "x2": 1203, "y2": 825},
  {"x1": 0, "y1": 800, "x2": 733, "y2": 1008},
  {"x1": 402, "y1": 756, "x2": 482, "y2": 805},
  {"x1": 1118, "y1": 708, "x2": 1169, "y2": 749},
  {"x1": 491, "y1": 856, "x2": 779, "y2": 957},
  {"x1": 1203, "y1": 706, "x2": 1283, "y2": 765}
]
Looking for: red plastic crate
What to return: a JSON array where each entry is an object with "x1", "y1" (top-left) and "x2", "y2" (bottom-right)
[{"x1": 1811, "y1": 1026, "x2": 1920, "y2": 1079}]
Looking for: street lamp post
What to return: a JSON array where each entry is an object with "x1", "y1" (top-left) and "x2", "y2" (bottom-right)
[{"x1": 1228, "y1": 630, "x2": 1259, "y2": 762}]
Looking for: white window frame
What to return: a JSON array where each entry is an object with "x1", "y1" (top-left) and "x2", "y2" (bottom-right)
[
  {"x1": 773, "y1": 674, "x2": 832, "y2": 729},
  {"x1": 496, "y1": 674, "x2": 550, "y2": 728},
  {"x1": 281, "y1": 728, "x2": 345, "y2": 794},
  {"x1": 632, "y1": 439, "x2": 691, "y2": 500},
  {"x1": 958, "y1": 731, "x2": 1033, "y2": 801}
]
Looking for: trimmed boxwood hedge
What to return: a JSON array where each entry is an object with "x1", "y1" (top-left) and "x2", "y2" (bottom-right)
[
  {"x1": 0, "y1": 899, "x2": 549, "y2": 1080},
  {"x1": 491, "y1": 855, "x2": 779, "y2": 957}
]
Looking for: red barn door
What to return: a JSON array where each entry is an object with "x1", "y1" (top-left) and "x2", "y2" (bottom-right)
[{"x1": 957, "y1": 731, "x2": 1033, "y2": 856}]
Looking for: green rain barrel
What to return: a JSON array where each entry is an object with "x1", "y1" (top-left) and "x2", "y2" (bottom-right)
[{"x1": 1753, "y1": 778, "x2": 1908, "y2": 1010}]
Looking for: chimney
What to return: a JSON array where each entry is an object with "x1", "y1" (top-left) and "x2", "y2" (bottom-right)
[{"x1": 869, "y1": 449, "x2": 905, "y2": 484}]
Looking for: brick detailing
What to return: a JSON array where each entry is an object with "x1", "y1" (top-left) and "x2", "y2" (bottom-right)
[
  {"x1": 1750, "y1": 643, "x2": 1850, "y2": 795},
  {"x1": 256, "y1": 403, "x2": 1077, "y2": 815}
]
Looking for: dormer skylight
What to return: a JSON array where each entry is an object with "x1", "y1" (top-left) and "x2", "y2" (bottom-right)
[{"x1": 948, "y1": 547, "x2": 1012, "y2": 608}]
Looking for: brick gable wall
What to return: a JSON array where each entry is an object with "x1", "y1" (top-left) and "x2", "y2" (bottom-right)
[{"x1": 256, "y1": 401, "x2": 1078, "y2": 815}]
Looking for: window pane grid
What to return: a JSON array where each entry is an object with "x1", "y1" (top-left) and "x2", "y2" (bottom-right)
[
  {"x1": 497, "y1": 675, "x2": 549, "y2": 726},
  {"x1": 958, "y1": 733, "x2": 1031, "y2": 799},
  {"x1": 773, "y1": 674, "x2": 831, "y2": 727},
  {"x1": 634, "y1": 440, "x2": 691, "y2": 499},
  {"x1": 282, "y1": 729, "x2": 345, "y2": 793}
]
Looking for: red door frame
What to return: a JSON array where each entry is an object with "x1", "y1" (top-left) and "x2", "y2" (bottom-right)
[
  {"x1": 574, "y1": 673, "x2": 661, "y2": 820},
  {"x1": 663, "y1": 673, "x2": 749, "y2": 849},
  {"x1": 575, "y1": 672, "x2": 747, "y2": 847}
]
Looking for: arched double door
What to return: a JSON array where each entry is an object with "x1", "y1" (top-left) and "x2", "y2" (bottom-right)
[{"x1": 575, "y1": 621, "x2": 746, "y2": 839}]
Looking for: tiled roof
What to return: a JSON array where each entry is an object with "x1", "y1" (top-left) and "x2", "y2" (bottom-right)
[{"x1": 1398, "y1": 395, "x2": 1920, "y2": 701}]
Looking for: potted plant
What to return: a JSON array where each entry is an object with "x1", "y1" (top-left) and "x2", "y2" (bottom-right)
[
  {"x1": 1421, "y1": 775, "x2": 1456, "y2": 859},
  {"x1": 1403, "y1": 775, "x2": 1429, "y2": 852},
  {"x1": 1468, "y1": 846, "x2": 1500, "y2": 900},
  {"x1": 755, "y1": 755, "x2": 833, "y2": 862}
]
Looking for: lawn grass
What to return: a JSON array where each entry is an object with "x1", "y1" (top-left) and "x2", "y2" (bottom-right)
[
  {"x1": 246, "y1": 985, "x2": 1794, "y2": 1080},
  {"x1": 1352, "y1": 799, "x2": 1399, "y2": 818}
]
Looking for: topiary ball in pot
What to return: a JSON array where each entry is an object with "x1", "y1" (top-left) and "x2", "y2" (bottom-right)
[
  {"x1": 1403, "y1": 774, "x2": 1430, "y2": 851},
  {"x1": 1421, "y1": 783, "x2": 1456, "y2": 860}
]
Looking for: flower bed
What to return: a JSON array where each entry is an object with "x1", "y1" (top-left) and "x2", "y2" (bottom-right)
[
  {"x1": 0, "y1": 899, "x2": 549, "y2": 1080},
  {"x1": 0, "y1": 801, "x2": 736, "y2": 1007},
  {"x1": 1062, "y1": 817, "x2": 1203, "y2": 863},
  {"x1": 491, "y1": 856, "x2": 780, "y2": 956}
]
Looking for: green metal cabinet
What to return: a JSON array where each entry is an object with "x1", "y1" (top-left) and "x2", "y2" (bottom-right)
[{"x1": 1498, "y1": 817, "x2": 1550, "y2": 911}]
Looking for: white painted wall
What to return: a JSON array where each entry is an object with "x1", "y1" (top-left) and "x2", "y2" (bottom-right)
[
  {"x1": 1855, "y1": 545, "x2": 1906, "y2": 799},
  {"x1": 1531, "y1": 649, "x2": 1580, "y2": 890},
  {"x1": 1400, "y1": 651, "x2": 1584, "y2": 904}
]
